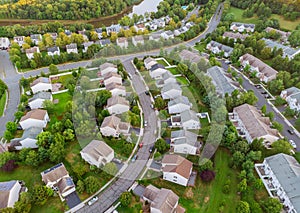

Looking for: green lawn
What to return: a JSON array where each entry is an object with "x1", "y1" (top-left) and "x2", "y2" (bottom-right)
[
  {"x1": 141, "y1": 149, "x2": 239, "y2": 212},
  {"x1": 0, "y1": 91, "x2": 6, "y2": 116},
  {"x1": 52, "y1": 92, "x2": 72, "y2": 116},
  {"x1": 176, "y1": 76, "x2": 189, "y2": 85},
  {"x1": 228, "y1": 6, "x2": 300, "y2": 30},
  {"x1": 194, "y1": 42, "x2": 207, "y2": 53},
  {"x1": 182, "y1": 86, "x2": 209, "y2": 112},
  {"x1": 117, "y1": 195, "x2": 143, "y2": 213},
  {"x1": 156, "y1": 59, "x2": 169, "y2": 67},
  {"x1": 167, "y1": 67, "x2": 181, "y2": 75}
]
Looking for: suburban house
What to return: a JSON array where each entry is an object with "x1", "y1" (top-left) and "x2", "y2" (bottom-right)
[
  {"x1": 206, "y1": 40, "x2": 233, "y2": 57},
  {"x1": 161, "y1": 83, "x2": 182, "y2": 100},
  {"x1": 9, "y1": 127, "x2": 43, "y2": 150},
  {"x1": 99, "y1": 62, "x2": 118, "y2": 76},
  {"x1": 149, "y1": 33, "x2": 161, "y2": 41},
  {"x1": 30, "y1": 34, "x2": 42, "y2": 45},
  {"x1": 179, "y1": 49, "x2": 203, "y2": 64},
  {"x1": 144, "y1": 57, "x2": 158, "y2": 70},
  {"x1": 97, "y1": 39, "x2": 111, "y2": 46},
  {"x1": 171, "y1": 110, "x2": 200, "y2": 129},
  {"x1": 106, "y1": 24, "x2": 121, "y2": 35},
  {"x1": 0, "y1": 37, "x2": 10, "y2": 49},
  {"x1": 156, "y1": 71, "x2": 177, "y2": 88},
  {"x1": 255, "y1": 153, "x2": 300, "y2": 213},
  {"x1": 170, "y1": 130, "x2": 200, "y2": 155},
  {"x1": 280, "y1": 87, "x2": 300, "y2": 112},
  {"x1": 25, "y1": 46, "x2": 40, "y2": 60},
  {"x1": 82, "y1": 41, "x2": 94, "y2": 53},
  {"x1": 265, "y1": 27, "x2": 291, "y2": 42},
  {"x1": 78, "y1": 30, "x2": 88, "y2": 41},
  {"x1": 206, "y1": 66, "x2": 239, "y2": 97},
  {"x1": 145, "y1": 18, "x2": 165, "y2": 31},
  {"x1": 80, "y1": 140, "x2": 114, "y2": 168},
  {"x1": 161, "y1": 154, "x2": 193, "y2": 186},
  {"x1": 66, "y1": 43, "x2": 78, "y2": 54},
  {"x1": 64, "y1": 30, "x2": 72, "y2": 36},
  {"x1": 100, "y1": 115, "x2": 130, "y2": 137},
  {"x1": 239, "y1": 53, "x2": 278, "y2": 83},
  {"x1": 262, "y1": 38, "x2": 300, "y2": 60},
  {"x1": 229, "y1": 104, "x2": 279, "y2": 146},
  {"x1": 104, "y1": 72, "x2": 122, "y2": 86},
  {"x1": 105, "y1": 82, "x2": 126, "y2": 96},
  {"x1": 142, "y1": 184, "x2": 185, "y2": 213},
  {"x1": 41, "y1": 163, "x2": 76, "y2": 201},
  {"x1": 47, "y1": 46, "x2": 60, "y2": 56},
  {"x1": 133, "y1": 23, "x2": 146, "y2": 32},
  {"x1": 230, "y1": 22, "x2": 255, "y2": 33},
  {"x1": 0, "y1": 180, "x2": 26, "y2": 209},
  {"x1": 106, "y1": 96, "x2": 130, "y2": 115},
  {"x1": 30, "y1": 77, "x2": 52, "y2": 94},
  {"x1": 48, "y1": 32, "x2": 58, "y2": 40},
  {"x1": 174, "y1": 27, "x2": 188, "y2": 36},
  {"x1": 132, "y1": 35, "x2": 144, "y2": 46},
  {"x1": 223, "y1": 31, "x2": 249, "y2": 41},
  {"x1": 161, "y1": 30, "x2": 174, "y2": 40},
  {"x1": 116, "y1": 37, "x2": 128, "y2": 49},
  {"x1": 19, "y1": 109, "x2": 50, "y2": 130},
  {"x1": 168, "y1": 96, "x2": 191, "y2": 114},
  {"x1": 28, "y1": 91, "x2": 53, "y2": 109},
  {"x1": 150, "y1": 64, "x2": 168, "y2": 79},
  {"x1": 13, "y1": 36, "x2": 25, "y2": 46},
  {"x1": 95, "y1": 28, "x2": 103, "y2": 39}
]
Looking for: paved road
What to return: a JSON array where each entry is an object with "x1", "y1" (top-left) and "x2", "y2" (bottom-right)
[{"x1": 220, "y1": 60, "x2": 300, "y2": 150}]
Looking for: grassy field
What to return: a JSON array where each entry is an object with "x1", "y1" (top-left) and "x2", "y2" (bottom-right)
[
  {"x1": 52, "y1": 92, "x2": 72, "y2": 116},
  {"x1": 167, "y1": 67, "x2": 180, "y2": 75},
  {"x1": 141, "y1": 149, "x2": 240, "y2": 212},
  {"x1": 156, "y1": 59, "x2": 169, "y2": 67},
  {"x1": 194, "y1": 42, "x2": 207, "y2": 52},
  {"x1": 176, "y1": 76, "x2": 189, "y2": 85},
  {"x1": 0, "y1": 91, "x2": 6, "y2": 116},
  {"x1": 228, "y1": 6, "x2": 300, "y2": 31}
]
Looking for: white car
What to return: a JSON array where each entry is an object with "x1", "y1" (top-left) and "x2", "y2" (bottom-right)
[
  {"x1": 289, "y1": 140, "x2": 297, "y2": 149},
  {"x1": 144, "y1": 120, "x2": 148, "y2": 127},
  {"x1": 88, "y1": 196, "x2": 98, "y2": 206}
]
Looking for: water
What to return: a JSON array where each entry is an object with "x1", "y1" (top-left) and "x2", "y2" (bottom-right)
[{"x1": 128, "y1": 0, "x2": 163, "y2": 17}]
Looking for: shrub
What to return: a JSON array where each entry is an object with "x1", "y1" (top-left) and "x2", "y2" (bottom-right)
[{"x1": 200, "y1": 170, "x2": 215, "y2": 182}]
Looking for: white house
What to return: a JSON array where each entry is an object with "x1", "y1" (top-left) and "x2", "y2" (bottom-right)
[
  {"x1": 255, "y1": 153, "x2": 300, "y2": 213},
  {"x1": 48, "y1": 32, "x2": 58, "y2": 40},
  {"x1": 132, "y1": 35, "x2": 144, "y2": 46},
  {"x1": 9, "y1": 127, "x2": 43, "y2": 150},
  {"x1": 116, "y1": 37, "x2": 128, "y2": 49},
  {"x1": 144, "y1": 57, "x2": 158, "y2": 70},
  {"x1": 106, "y1": 24, "x2": 121, "y2": 35},
  {"x1": 223, "y1": 32, "x2": 249, "y2": 41},
  {"x1": 95, "y1": 28, "x2": 103, "y2": 39},
  {"x1": 66, "y1": 43, "x2": 78, "y2": 54},
  {"x1": 206, "y1": 40, "x2": 233, "y2": 57},
  {"x1": 161, "y1": 154, "x2": 193, "y2": 186},
  {"x1": 105, "y1": 82, "x2": 126, "y2": 97},
  {"x1": 80, "y1": 140, "x2": 114, "y2": 168},
  {"x1": 28, "y1": 91, "x2": 53, "y2": 109},
  {"x1": 100, "y1": 115, "x2": 130, "y2": 137},
  {"x1": 229, "y1": 104, "x2": 279, "y2": 146},
  {"x1": 142, "y1": 185, "x2": 185, "y2": 213},
  {"x1": 161, "y1": 30, "x2": 174, "y2": 40},
  {"x1": 47, "y1": 46, "x2": 60, "y2": 56},
  {"x1": 97, "y1": 39, "x2": 111, "y2": 46},
  {"x1": 0, "y1": 180, "x2": 25, "y2": 209},
  {"x1": 265, "y1": 27, "x2": 291, "y2": 42},
  {"x1": 150, "y1": 64, "x2": 168, "y2": 79},
  {"x1": 168, "y1": 96, "x2": 191, "y2": 114},
  {"x1": 240, "y1": 53, "x2": 278, "y2": 83},
  {"x1": 19, "y1": 109, "x2": 49, "y2": 130},
  {"x1": 180, "y1": 110, "x2": 200, "y2": 130},
  {"x1": 25, "y1": 46, "x2": 40, "y2": 60},
  {"x1": 103, "y1": 72, "x2": 122, "y2": 86},
  {"x1": 41, "y1": 163, "x2": 76, "y2": 200},
  {"x1": 149, "y1": 33, "x2": 161, "y2": 42},
  {"x1": 170, "y1": 130, "x2": 200, "y2": 155},
  {"x1": 161, "y1": 83, "x2": 182, "y2": 100},
  {"x1": 30, "y1": 77, "x2": 52, "y2": 94},
  {"x1": 30, "y1": 34, "x2": 42, "y2": 45},
  {"x1": 280, "y1": 87, "x2": 300, "y2": 112},
  {"x1": 13, "y1": 36, "x2": 25, "y2": 46},
  {"x1": 179, "y1": 49, "x2": 204, "y2": 64},
  {"x1": 0, "y1": 37, "x2": 10, "y2": 49},
  {"x1": 106, "y1": 96, "x2": 130, "y2": 115},
  {"x1": 156, "y1": 71, "x2": 177, "y2": 88},
  {"x1": 78, "y1": 30, "x2": 88, "y2": 41},
  {"x1": 99, "y1": 62, "x2": 118, "y2": 76},
  {"x1": 82, "y1": 41, "x2": 94, "y2": 53},
  {"x1": 230, "y1": 22, "x2": 255, "y2": 33}
]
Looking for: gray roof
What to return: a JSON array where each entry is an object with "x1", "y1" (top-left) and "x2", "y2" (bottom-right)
[
  {"x1": 168, "y1": 96, "x2": 190, "y2": 107},
  {"x1": 179, "y1": 49, "x2": 203, "y2": 63},
  {"x1": 10, "y1": 127, "x2": 43, "y2": 148},
  {"x1": 180, "y1": 110, "x2": 199, "y2": 123},
  {"x1": 161, "y1": 82, "x2": 181, "y2": 93},
  {"x1": 47, "y1": 46, "x2": 59, "y2": 52},
  {"x1": 290, "y1": 92, "x2": 300, "y2": 103},
  {"x1": 207, "y1": 66, "x2": 237, "y2": 96},
  {"x1": 83, "y1": 41, "x2": 94, "y2": 48},
  {"x1": 284, "y1": 87, "x2": 300, "y2": 97},
  {"x1": 0, "y1": 180, "x2": 20, "y2": 209},
  {"x1": 223, "y1": 32, "x2": 249, "y2": 40},
  {"x1": 161, "y1": 71, "x2": 175, "y2": 81},
  {"x1": 95, "y1": 28, "x2": 103, "y2": 33},
  {"x1": 208, "y1": 40, "x2": 233, "y2": 53},
  {"x1": 97, "y1": 39, "x2": 111, "y2": 46},
  {"x1": 150, "y1": 63, "x2": 165, "y2": 72},
  {"x1": 262, "y1": 38, "x2": 300, "y2": 57},
  {"x1": 29, "y1": 91, "x2": 52, "y2": 102},
  {"x1": 264, "y1": 153, "x2": 300, "y2": 211},
  {"x1": 66, "y1": 43, "x2": 77, "y2": 50},
  {"x1": 231, "y1": 22, "x2": 255, "y2": 28},
  {"x1": 171, "y1": 129, "x2": 199, "y2": 146}
]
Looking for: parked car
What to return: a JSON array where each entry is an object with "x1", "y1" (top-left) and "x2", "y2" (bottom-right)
[
  {"x1": 131, "y1": 154, "x2": 138, "y2": 162},
  {"x1": 255, "y1": 85, "x2": 262, "y2": 89},
  {"x1": 289, "y1": 140, "x2": 297, "y2": 149},
  {"x1": 288, "y1": 129, "x2": 295, "y2": 135},
  {"x1": 149, "y1": 146, "x2": 154, "y2": 153},
  {"x1": 265, "y1": 94, "x2": 270, "y2": 98},
  {"x1": 139, "y1": 143, "x2": 143, "y2": 148},
  {"x1": 225, "y1": 60, "x2": 231, "y2": 64},
  {"x1": 144, "y1": 120, "x2": 148, "y2": 127},
  {"x1": 261, "y1": 91, "x2": 267, "y2": 94},
  {"x1": 145, "y1": 91, "x2": 150, "y2": 95},
  {"x1": 88, "y1": 197, "x2": 98, "y2": 206}
]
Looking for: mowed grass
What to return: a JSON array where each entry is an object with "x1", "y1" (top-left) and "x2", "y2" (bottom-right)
[
  {"x1": 228, "y1": 7, "x2": 300, "y2": 30},
  {"x1": 176, "y1": 76, "x2": 189, "y2": 85},
  {"x1": 156, "y1": 59, "x2": 169, "y2": 66},
  {"x1": 167, "y1": 67, "x2": 181, "y2": 75},
  {"x1": 0, "y1": 91, "x2": 6, "y2": 116},
  {"x1": 194, "y1": 42, "x2": 207, "y2": 52},
  {"x1": 52, "y1": 92, "x2": 72, "y2": 116},
  {"x1": 141, "y1": 149, "x2": 239, "y2": 212}
]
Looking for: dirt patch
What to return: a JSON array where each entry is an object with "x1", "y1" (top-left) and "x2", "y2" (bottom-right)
[
  {"x1": 184, "y1": 187, "x2": 194, "y2": 199},
  {"x1": 204, "y1": 196, "x2": 210, "y2": 203}
]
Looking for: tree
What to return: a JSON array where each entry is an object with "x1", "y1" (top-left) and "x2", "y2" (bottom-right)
[
  {"x1": 200, "y1": 170, "x2": 215, "y2": 182},
  {"x1": 25, "y1": 150, "x2": 40, "y2": 167},
  {"x1": 261, "y1": 105, "x2": 267, "y2": 115},
  {"x1": 14, "y1": 192, "x2": 32, "y2": 213},
  {"x1": 288, "y1": 30, "x2": 300, "y2": 47},
  {"x1": 6, "y1": 121, "x2": 17, "y2": 134},
  {"x1": 4, "y1": 131, "x2": 13, "y2": 140},
  {"x1": 42, "y1": 100, "x2": 55, "y2": 114},
  {"x1": 76, "y1": 180, "x2": 85, "y2": 194},
  {"x1": 1, "y1": 160, "x2": 17, "y2": 172},
  {"x1": 102, "y1": 162, "x2": 118, "y2": 176},
  {"x1": 154, "y1": 97, "x2": 165, "y2": 110},
  {"x1": 272, "y1": 121, "x2": 283, "y2": 132},
  {"x1": 31, "y1": 185, "x2": 53, "y2": 205},
  {"x1": 49, "y1": 64, "x2": 59, "y2": 74},
  {"x1": 271, "y1": 139, "x2": 292, "y2": 155},
  {"x1": 238, "y1": 179, "x2": 247, "y2": 192},
  {"x1": 232, "y1": 151, "x2": 245, "y2": 168},
  {"x1": 120, "y1": 191, "x2": 131, "y2": 207},
  {"x1": 84, "y1": 176, "x2": 100, "y2": 194},
  {"x1": 154, "y1": 138, "x2": 169, "y2": 153},
  {"x1": 48, "y1": 139, "x2": 65, "y2": 163},
  {"x1": 236, "y1": 201, "x2": 250, "y2": 213},
  {"x1": 95, "y1": 90, "x2": 112, "y2": 108},
  {"x1": 198, "y1": 158, "x2": 213, "y2": 172},
  {"x1": 260, "y1": 197, "x2": 282, "y2": 213}
]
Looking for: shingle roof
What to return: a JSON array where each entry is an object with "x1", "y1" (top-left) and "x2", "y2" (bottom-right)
[
  {"x1": 171, "y1": 129, "x2": 198, "y2": 146},
  {"x1": 103, "y1": 72, "x2": 122, "y2": 81},
  {"x1": 100, "y1": 62, "x2": 117, "y2": 71},
  {"x1": 20, "y1": 109, "x2": 47, "y2": 122},
  {"x1": 180, "y1": 110, "x2": 199, "y2": 123},
  {"x1": 47, "y1": 46, "x2": 59, "y2": 53},
  {"x1": 10, "y1": 127, "x2": 43, "y2": 148},
  {"x1": 66, "y1": 43, "x2": 77, "y2": 50},
  {"x1": 168, "y1": 96, "x2": 190, "y2": 108},
  {"x1": 100, "y1": 115, "x2": 120, "y2": 129},
  {"x1": 107, "y1": 96, "x2": 129, "y2": 107},
  {"x1": 208, "y1": 40, "x2": 233, "y2": 53},
  {"x1": 0, "y1": 180, "x2": 20, "y2": 208},
  {"x1": 29, "y1": 91, "x2": 52, "y2": 101},
  {"x1": 151, "y1": 188, "x2": 179, "y2": 212},
  {"x1": 81, "y1": 140, "x2": 114, "y2": 161},
  {"x1": 105, "y1": 82, "x2": 125, "y2": 91},
  {"x1": 161, "y1": 82, "x2": 181, "y2": 93},
  {"x1": 223, "y1": 32, "x2": 249, "y2": 40},
  {"x1": 30, "y1": 77, "x2": 50, "y2": 87},
  {"x1": 162, "y1": 154, "x2": 193, "y2": 179},
  {"x1": 179, "y1": 49, "x2": 203, "y2": 64},
  {"x1": 57, "y1": 176, "x2": 75, "y2": 195},
  {"x1": 41, "y1": 163, "x2": 69, "y2": 185}
]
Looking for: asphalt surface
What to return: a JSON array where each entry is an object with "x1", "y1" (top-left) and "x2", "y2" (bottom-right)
[{"x1": 220, "y1": 60, "x2": 300, "y2": 150}]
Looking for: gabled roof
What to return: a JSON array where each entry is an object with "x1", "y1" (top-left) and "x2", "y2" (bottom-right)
[
  {"x1": 284, "y1": 87, "x2": 300, "y2": 97},
  {"x1": 151, "y1": 188, "x2": 179, "y2": 212},
  {"x1": 25, "y1": 46, "x2": 39, "y2": 54},
  {"x1": 29, "y1": 91, "x2": 52, "y2": 102},
  {"x1": 223, "y1": 32, "x2": 249, "y2": 40},
  {"x1": 168, "y1": 96, "x2": 190, "y2": 108},
  {"x1": 0, "y1": 180, "x2": 21, "y2": 209},
  {"x1": 117, "y1": 37, "x2": 128, "y2": 43},
  {"x1": 30, "y1": 34, "x2": 41, "y2": 40},
  {"x1": 103, "y1": 72, "x2": 122, "y2": 81},
  {"x1": 98, "y1": 39, "x2": 111, "y2": 45},
  {"x1": 41, "y1": 163, "x2": 69, "y2": 185},
  {"x1": 150, "y1": 63, "x2": 165, "y2": 72},
  {"x1": 100, "y1": 62, "x2": 117, "y2": 71},
  {"x1": 95, "y1": 28, "x2": 103, "y2": 33},
  {"x1": 180, "y1": 110, "x2": 198, "y2": 123},
  {"x1": 66, "y1": 43, "x2": 77, "y2": 50},
  {"x1": 105, "y1": 82, "x2": 125, "y2": 91},
  {"x1": 161, "y1": 82, "x2": 181, "y2": 93},
  {"x1": 47, "y1": 46, "x2": 59, "y2": 53},
  {"x1": 20, "y1": 109, "x2": 47, "y2": 122},
  {"x1": 57, "y1": 176, "x2": 75, "y2": 195},
  {"x1": 231, "y1": 22, "x2": 255, "y2": 28},
  {"x1": 100, "y1": 115, "x2": 120, "y2": 129},
  {"x1": 83, "y1": 41, "x2": 94, "y2": 48},
  {"x1": 208, "y1": 40, "x2": 233, "y2": 53},
  {"x1": 133, "y1": 35, "x2": 144, "y2": 42},
  {"x1": 107, "y1": 96, "x2": 129, "y2": 107},
  {"x1": 162, "y1": 154, "x2": 193, "y2": 179},
  {"x1": 144, "y1": 57, "x2": 157, "y2": 65},
  {"x1": 179, "y1": 49, "x2": 203, "y2": 63},
  {"x1": 81, "y1": 140, "x2": 114, "y2": 161},
  {"x1": 30, "y1": 77, "x2": 50, "y2": 87},
  {"x1": 10, "y1": 127, "x2": 43, "y2": 148}
]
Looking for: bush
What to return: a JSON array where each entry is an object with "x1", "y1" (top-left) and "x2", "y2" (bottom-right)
[
  {"x1": 222, "y1": 184, "x2": 230, "y2": 194},
  {"x1": 1, "y1": 160, "x2": 17, "y2": 172},
  {"x1": 200, "y1": 170, "x2": 215, "y2": 182}
]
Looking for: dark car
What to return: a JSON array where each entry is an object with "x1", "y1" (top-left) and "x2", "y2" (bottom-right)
[
  {"x1": 288, "y1": 129, "x2": 295, "y2": 135},
  {"x1": 255, "y1": 85, "x2": 262, "y2": 89},
  {"x1": 149, "y1": 146, "x2": 154, "y2": 153},
  {"x1": 145, "y1": 91, "x2": 150, "y2": 95},
  {"x1": 261, "y1": 91, "x2": 267, "y2": 94}
]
